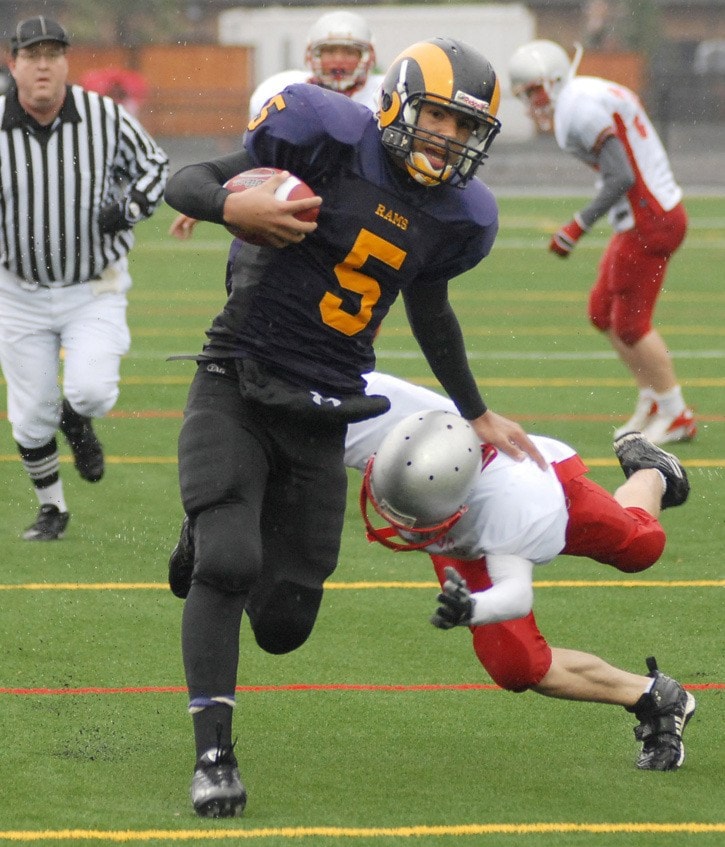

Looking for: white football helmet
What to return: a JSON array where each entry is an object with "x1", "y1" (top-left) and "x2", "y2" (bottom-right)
[
  {"x1": 305, "y1": 11, "x2": 376, "y2": 94},
  {"x1": 361, "y1": 410, "x2": 483, "y2": 551},
  {"x1": 508, "y1": 39, "x2": 573, "y2": 132}
]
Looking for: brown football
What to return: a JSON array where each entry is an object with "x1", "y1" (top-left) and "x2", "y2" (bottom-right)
[{"x1": 223, "y1": 167, "x2": 318, "y2": 244}]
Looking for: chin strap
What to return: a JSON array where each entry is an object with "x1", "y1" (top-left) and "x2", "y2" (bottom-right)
[{"x1": 570, "y1": 41, "x2": 584, "y2": 79}]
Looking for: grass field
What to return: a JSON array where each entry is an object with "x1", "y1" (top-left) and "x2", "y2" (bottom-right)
[{"x1": 0, "y1": 197, "x2": 723, "y2": 846}]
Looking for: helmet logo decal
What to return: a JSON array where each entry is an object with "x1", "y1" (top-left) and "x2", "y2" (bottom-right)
[
  {"x1": 458, "y1": 76, "x2": 500, "y2": 117},
  {"x1": 454, "y1": 90, "x2": 490, "y2": 112},
  {"x1": 379, "y1": 87, "x2": 401, "y2": 128}
]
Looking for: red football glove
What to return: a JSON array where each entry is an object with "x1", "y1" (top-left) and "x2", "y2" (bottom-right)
[{"x1": 549, "y1": 216, "x2": 587, "y2": 257}]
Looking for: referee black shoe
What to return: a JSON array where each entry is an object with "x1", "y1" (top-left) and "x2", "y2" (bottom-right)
[
  {"x1": 613, "y1": 431, "x2": 689, "y2": 509},
  {"x1": 168, "y1": 515, "x2": 195, "y2": 599},
  {"x1": 60, "y1": 399, "x2": 104, "y2": 482},
  {"x1": 22, "y1": 504, "x2": 70, "y2": 541}
]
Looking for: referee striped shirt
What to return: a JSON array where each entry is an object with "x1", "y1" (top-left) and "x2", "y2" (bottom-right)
[{"x1": 0, "y1": 83, "x2": 168, "y2": 286}]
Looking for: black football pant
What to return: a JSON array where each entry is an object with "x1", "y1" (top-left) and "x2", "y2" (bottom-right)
[{"x1": 177, "y1": 362, "x2": 347, "y2": 755}]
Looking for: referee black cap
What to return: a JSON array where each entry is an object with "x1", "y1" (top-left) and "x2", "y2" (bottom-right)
[{"x1": 11, "y1": 16, "x2": 70, "y2": 53}]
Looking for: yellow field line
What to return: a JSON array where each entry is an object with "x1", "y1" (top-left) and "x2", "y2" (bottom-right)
[
  {"x1": 2, "y1": 821, "x2": 724, "y2": 841},
  {"x1": 0, "y1": 580, "x2": 722, "y2": 592},
  {"x1": 0, "y1": 456, "x2": 722, "y2": 469}
]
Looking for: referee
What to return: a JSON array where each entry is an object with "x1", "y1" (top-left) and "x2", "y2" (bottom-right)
[{"x1": 0, "y1": 16, "x2": 169, "y2": 540}]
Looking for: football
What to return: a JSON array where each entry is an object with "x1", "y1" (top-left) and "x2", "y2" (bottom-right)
[{"x1": 222, "y1": 167, "x2": 319, "y2": 245}]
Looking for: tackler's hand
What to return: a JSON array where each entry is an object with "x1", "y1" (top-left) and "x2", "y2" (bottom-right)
[{"x1": 430, "y1": 566, "x2": 474, "y2": 630}]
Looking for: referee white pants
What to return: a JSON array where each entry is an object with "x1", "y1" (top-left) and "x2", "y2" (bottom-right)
[{"x1": 0, "y1": 261, "x2": 131, "y2": 448}]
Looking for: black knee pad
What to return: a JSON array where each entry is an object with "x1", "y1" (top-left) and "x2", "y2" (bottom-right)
[
  {"x1": 193, "y1": 505, "x2": 262, "y2": 594},
  {"x1": 249, "y1": 580, "x2": 323, "y2": 654}
]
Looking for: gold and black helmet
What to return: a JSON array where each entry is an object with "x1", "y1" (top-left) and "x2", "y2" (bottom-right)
[{"x1": 378, "y1": 37, "x2": 502, "y2": 186}]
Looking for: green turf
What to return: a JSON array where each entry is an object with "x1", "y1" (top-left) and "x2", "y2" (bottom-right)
[{"x1": 0, "y1": 198, "x2": 723, "y2": 846}]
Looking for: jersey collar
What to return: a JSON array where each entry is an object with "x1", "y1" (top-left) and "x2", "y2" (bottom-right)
[{"x1": 2, "y1": 84, "x2": 80, "y2": 133}]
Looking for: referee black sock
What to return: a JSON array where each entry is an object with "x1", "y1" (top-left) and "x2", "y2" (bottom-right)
[{"x1": 17, "y1": 438, "x2": 60, "y2": 488}]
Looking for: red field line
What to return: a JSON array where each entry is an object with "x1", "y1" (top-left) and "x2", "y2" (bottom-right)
[{"x1": 1, "y1": 682, "x2": 721, "y2": 696}]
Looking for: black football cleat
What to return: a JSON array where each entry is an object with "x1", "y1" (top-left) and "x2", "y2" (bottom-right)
[
  {"x1": 613, "y1": 431, "x2": 689, "y2": 509},
  {"x1": 59, "y1": 399, "x2": 104, "y2": 482},
  {"x1": 168, "y1": 515, "x2": 194, "y2": 599},
  {"x1": 22, "y1": 504, "x2": 70, "y2": 541},
  {"x1": 628, "y1": 656, "x2": 696, "y2": 771},
  {"x1": 191, "y1": 745, "x2": 247, "y2": 818}
]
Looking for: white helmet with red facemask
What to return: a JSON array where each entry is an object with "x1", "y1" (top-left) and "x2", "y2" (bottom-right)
[
  {"x1": 361, "y1": 410, "x2": 483, "y2": 551},
  {"x1": 305, "y1": 10, "x2": 376, "y2": 95},
  {"x1": 508, "y1": 39, "x2": 574, "y2": 132}
]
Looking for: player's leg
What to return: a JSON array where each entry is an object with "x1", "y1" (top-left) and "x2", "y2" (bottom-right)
[
  {"x1": 430, "y1": 555, "x2": 552, "y2": 692},
  {"x1": 559, "y1": 471, "x2": 666, "y2": 572},
  {"x1": 535, "y1": 647, "x2": 648, "y2": 704},
  {"x1": 59, "y1": 276, "x2": 131, "y2": 482},
  {"x1": 534, "y1": 649, "x2": 695, "y2": 770},
  {"x1": 245, "y1": 414, "x2": 348, "y2": 655},
  {"x1": 606, "y1": 219, "x2": 694, "y2": 444},
  {"x1": 0, "y1": 273, "x2": 69, "y2": 538},
  {"x1": 589, "y1": 235, "x2": 656, "y2": 437},
  {"x1": 176, "y1": 363, "x2": 268, "y2": 817}
]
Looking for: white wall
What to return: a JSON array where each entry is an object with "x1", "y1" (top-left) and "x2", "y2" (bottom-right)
[{"x1": 218, "y1": 4, "x2": 536, "y2": 141}]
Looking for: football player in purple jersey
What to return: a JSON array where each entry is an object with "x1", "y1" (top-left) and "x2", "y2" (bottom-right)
[{"x1": 164, "y1": 37, "x2": 545, "y2": 817}]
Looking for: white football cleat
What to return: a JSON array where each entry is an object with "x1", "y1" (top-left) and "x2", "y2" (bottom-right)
[
  {"x1": 640, "y1": 408, "x2": 697, "y2": 445},
  {"x1": 613, "y1": 398, "x2": 657, "y2": 440}
]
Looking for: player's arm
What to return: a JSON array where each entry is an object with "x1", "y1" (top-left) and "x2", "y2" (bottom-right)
[
  {"x1": 550, "y1": 135, "x2": 635, "y2": 256},
  {"x1": 578, "y1": 135, "x2": 635, "y2": 228},
  {"x1": 100, "y1": 107, "x2": 169, "y2": 234},
  {"x1": 431, "y1": 556, "x2": 535, "y2": 629},
  {"x1": 403, "y1": 283, "x2": 485, "y2": 419},
  {"x1": 164, "y1": 149, "x2": 256, "y2": 223},
  {"x1": 404, "y1": 284, "x2": 546, "y2": 469}
]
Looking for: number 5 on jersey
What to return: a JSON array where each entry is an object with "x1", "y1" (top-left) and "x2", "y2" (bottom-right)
[{"x1": 320, "y1": 229, "x2": 406, "y2": 336}]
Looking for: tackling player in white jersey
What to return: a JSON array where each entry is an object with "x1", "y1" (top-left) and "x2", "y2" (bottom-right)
[
  {"x1": 348, "y1": 371, "x2": 695, "y2": 772},
  {"x1": 508, "y1": 40, "x2": 695, "y2": 446}
]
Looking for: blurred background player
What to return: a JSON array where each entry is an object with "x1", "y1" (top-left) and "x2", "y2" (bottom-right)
[
  {"x1": 348, "y1": 371, "x2": 695, "y2": 772},
  {"x1": 249, "y1": 9, "x2": 383, "y2": 116},
  {"x1": 508, "y1": 40, "x2": 696, "y2": 446},
  {"x1": 171, "y1": 10, "x2": 383, "y2": 241}
]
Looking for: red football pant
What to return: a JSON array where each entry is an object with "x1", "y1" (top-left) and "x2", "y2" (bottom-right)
[
  {"x1": 429, "y1": 455, "x2": 666, "y2": 692},
  {"x1": 588, "y1": 202, "x2": 687, "y2": 346}
]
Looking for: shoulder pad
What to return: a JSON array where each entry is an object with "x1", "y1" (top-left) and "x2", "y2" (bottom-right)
[{"x1": 253, "y1": 83, "x2": 373, "y2": 147}]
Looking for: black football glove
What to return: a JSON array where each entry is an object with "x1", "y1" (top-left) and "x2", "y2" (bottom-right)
[
  {"x1": 98, "y1": 191, "x2": 145, "y2": 234},
  {"x1": 430, "y1": 566, "x2": 474, "y2": 630}
]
